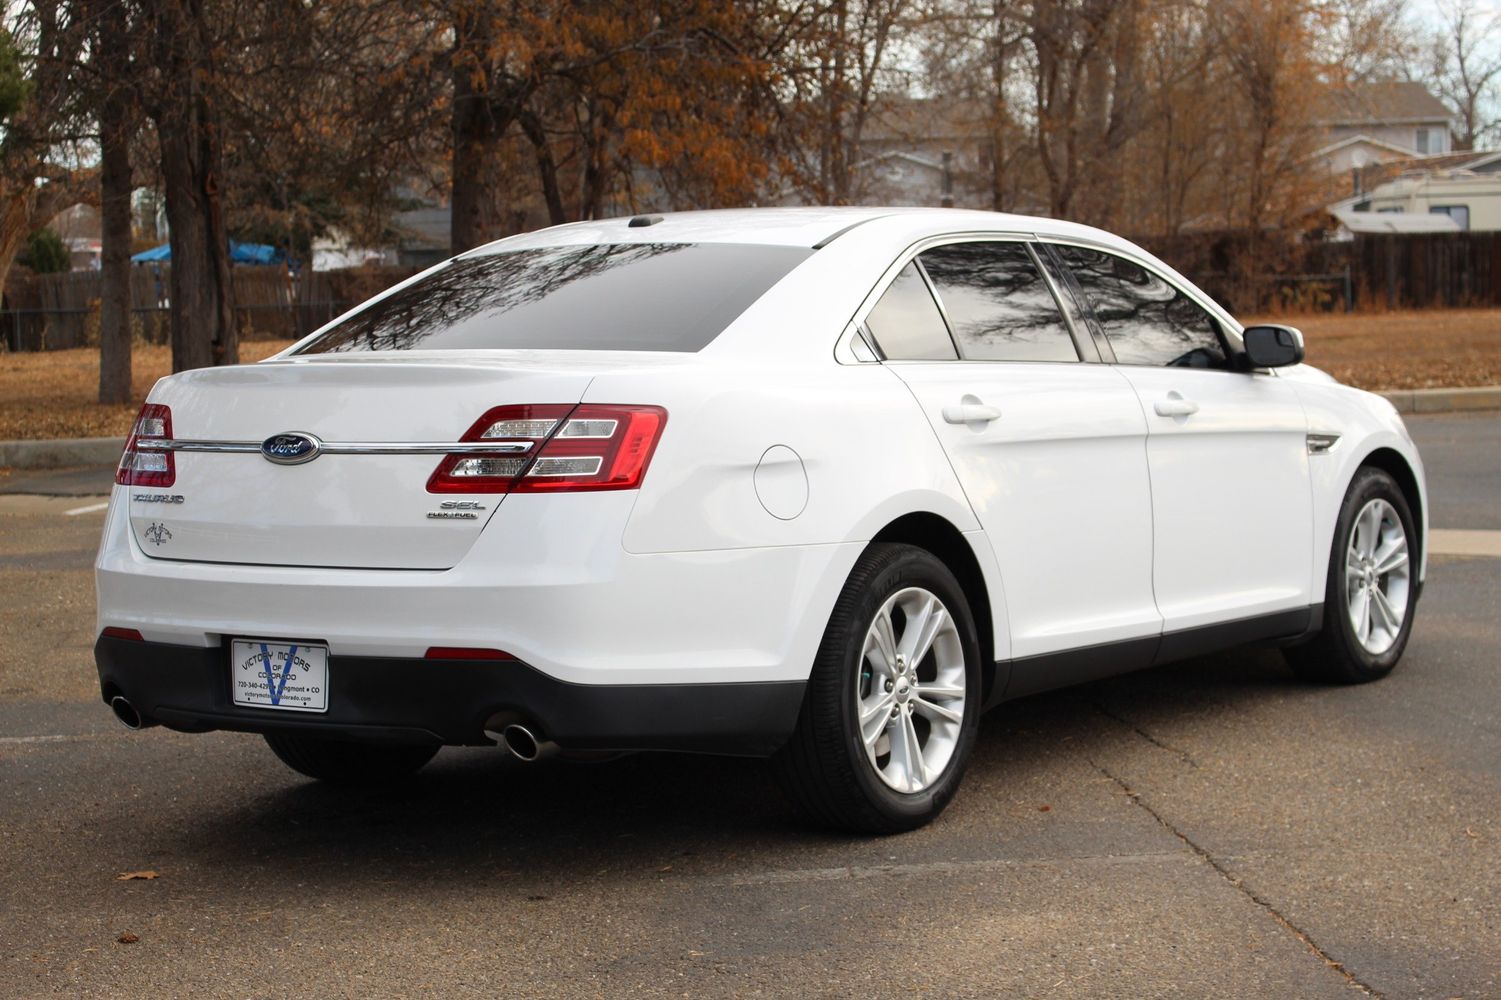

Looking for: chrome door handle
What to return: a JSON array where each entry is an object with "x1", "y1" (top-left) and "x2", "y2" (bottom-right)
[
  {"x1": 942, "y1": 402, "x2": 1003, "y2": 425},
  {"x1": 1153, "y1": 393, "x2": 1199, "y2": 418}
]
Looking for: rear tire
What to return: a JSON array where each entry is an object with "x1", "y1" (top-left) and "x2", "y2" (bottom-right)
[
  {"x1": 1285, "y1": 467, "x2": 1419, "y2": 684},
  {"x1": 773, "y1": 543, "x2": 982, "y2": 834},
  {"x1": 263, "y1": 733, "x2": 438, "y2": 784}
]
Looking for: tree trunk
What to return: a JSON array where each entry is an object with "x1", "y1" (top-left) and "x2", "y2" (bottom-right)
[
  {"x1": 152, "y1": 0, "x2": 236, "y2": 373},
  {"x1": 519, "y1": 108, "x2": 567, "y2": 225},
  {"x1": 449, "y1": 6, "x2": 518, "y2": 251},
  {"x1": 97, "y1": 0, "x2": 134, "y2": 404},
  {"x1": 0, "y1": 188, "x2": 37, "y2": 306}
]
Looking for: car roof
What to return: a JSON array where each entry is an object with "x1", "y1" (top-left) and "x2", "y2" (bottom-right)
[{"x1": 466, "y1": 206, "x2": 1136, "y2": 255}]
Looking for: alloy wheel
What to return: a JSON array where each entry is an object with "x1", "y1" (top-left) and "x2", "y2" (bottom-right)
[
  {"x1": 1344, "y1": 497, "x2": 1411, "y2": 656},
  {"x1": 855, "y1": 587, "x2": 968, "y2": 793}
]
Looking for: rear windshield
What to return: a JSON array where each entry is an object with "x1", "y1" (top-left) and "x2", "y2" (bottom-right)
[{"x1": 294, "y1": 242, "x2": 812, "y2": 354}]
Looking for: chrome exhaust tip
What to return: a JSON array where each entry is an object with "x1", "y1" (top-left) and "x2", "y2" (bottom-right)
[
  {"x1": 499, "y1": 723, "x2": 558, "y2": 762},
  {"x1": 109, "y1": 696, "x2": 153, "y2": 731}
]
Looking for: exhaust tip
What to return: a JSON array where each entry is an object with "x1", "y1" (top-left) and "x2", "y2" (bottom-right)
[
  {"x1": 501, "y1": 723, "x2": 556, "y2": 762},
  {"x1": 110, "y1": 696, "x2": 144, "y2": 731}
]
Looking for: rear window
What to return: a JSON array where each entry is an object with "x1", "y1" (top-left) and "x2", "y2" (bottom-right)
[{"x1": 294, "y1": 242, "x2": 812, "y2": 354}]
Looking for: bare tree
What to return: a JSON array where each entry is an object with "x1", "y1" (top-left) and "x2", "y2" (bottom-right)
[{"x1": 1421, "y1": 0, "x2": 1501, "y2": 150}]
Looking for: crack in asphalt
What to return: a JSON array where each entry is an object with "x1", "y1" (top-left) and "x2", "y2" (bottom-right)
[
  {"x1": 1093, "y1": 759, "x2": 1382, "y2": 998},
  {"x1": 1085, "y1": 700, "x2": 1200, "y2": 768}
]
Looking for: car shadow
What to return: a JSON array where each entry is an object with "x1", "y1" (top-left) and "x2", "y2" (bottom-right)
[{"x1": 171, "y1": 645, "x2": 1307, "y2": 880}]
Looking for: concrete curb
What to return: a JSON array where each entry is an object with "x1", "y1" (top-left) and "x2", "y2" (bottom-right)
[
  {"x1": 0, "y1": 437, "x2": 125, "y2": 471},
  {"x1": 0, "y1": 386, "x2": 1497, "y2": 471},
  {"x1": 1381, "y1": 386, "x2": 1501, "y2": 414}
]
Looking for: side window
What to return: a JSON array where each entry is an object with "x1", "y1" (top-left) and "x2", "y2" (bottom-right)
[
  {"x1": 918, "y1": 242, "x2": 1079, "y2": 362},
  {"x1": 1053, "y1": 244, "x2": 1230, "y2": 370},
  {"x1": 862, "y1": 262, "x2": 958, "y2": 360}
]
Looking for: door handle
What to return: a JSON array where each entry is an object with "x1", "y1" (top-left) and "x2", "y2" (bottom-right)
[
  {"x1": 1153, "y1": 393, "x2": 1199, "y2": 418},
  {"x1": 942, "y1": 402, "x2": 1003, "y2": 425}
]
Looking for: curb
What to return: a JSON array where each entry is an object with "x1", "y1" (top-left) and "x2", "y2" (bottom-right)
[
  {"x1": 1380, "y1": 386, "x2": 1501, "y2": 414},
  {"x1": 1, "y1": 386, "x2": 1497, "y2": 471},
  {"x1": 0, "y1": 437, "x2": 125, "y2": 471}
]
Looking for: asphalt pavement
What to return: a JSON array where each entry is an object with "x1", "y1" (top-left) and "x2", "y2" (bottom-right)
[{"x1": 1, "y1": 413, "x2": 1499, "y2": 998}]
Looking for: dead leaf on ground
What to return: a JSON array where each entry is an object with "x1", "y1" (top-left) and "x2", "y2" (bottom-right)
[
  {"x1": 115, "y1": 871, "x2": 159, "y2": 881},
  {"x1": 116, "y1": 933, "x2": 139, "y2": 945}
]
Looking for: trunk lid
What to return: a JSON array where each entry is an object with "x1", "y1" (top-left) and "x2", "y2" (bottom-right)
[{"x1": 127, "y1": 353, "x2": 648, "y2": 569}]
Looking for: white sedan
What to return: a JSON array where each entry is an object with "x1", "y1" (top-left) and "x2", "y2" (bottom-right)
[{"x1": 95, "y1": 208, "x2": 1427, "y2": 832}]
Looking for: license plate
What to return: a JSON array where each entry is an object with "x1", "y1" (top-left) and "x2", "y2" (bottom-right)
[{"x1": 230, "y1": 640, "x2": 329, "y2": 713}]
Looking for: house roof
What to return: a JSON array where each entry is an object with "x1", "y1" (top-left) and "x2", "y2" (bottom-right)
[
  {"x1": 1313, "y1": 81, "x2": 1454, "y2": 126},
  {"x1": 1310, "y1": 133, "x2": 1427, "y2": 160},
  {"x1": 861, "y1": 96, "x2": 992, "y2": 145}
]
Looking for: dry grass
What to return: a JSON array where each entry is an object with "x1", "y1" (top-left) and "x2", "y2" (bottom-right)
[
  {"x1": 0, "y1": 341, "x2": 293, "y2": 441},
  {"x1": 1, "y1": 309, "x2": 1498, "y2": 441},
  {"x1": 1245, "y1": 308, "x2": 1501, "y2": 391}
]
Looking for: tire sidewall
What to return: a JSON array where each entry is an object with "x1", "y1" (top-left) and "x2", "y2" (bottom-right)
[
  {"x1": 1326, "y1": 469, "x2": 1419, "y2": 676},
  {"x1": 834, "y1": 547, "x2": 983, "y2": 825}
]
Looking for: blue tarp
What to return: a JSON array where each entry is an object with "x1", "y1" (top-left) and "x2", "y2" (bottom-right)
[{"x1": 131, "y1": 241, "x2": 286, "y2": 266}]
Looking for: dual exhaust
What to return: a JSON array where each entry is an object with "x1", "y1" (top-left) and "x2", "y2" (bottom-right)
[
  {"x1": 484, "y1": 719, "x2": 559, "y2": 762},
  {"x1": 112, "y1": 697, "x2": 557, "y2": 762},
  {"x1": 109, "y1": 696, "x2": 158, "y2": 731}
]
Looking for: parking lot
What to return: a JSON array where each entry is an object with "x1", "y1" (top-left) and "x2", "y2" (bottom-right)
[{"x1": 2, "y1": 412, "x2": 1499, "y2": 998}]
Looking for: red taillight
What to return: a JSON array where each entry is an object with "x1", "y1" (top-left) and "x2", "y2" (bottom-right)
[
  {"x1": 424, "y1": 646, "x2": 516, "y2": 661},
  {"x1": 116, "y1": 403, "x2": 174, "y2": 487},
  {"x1": 427, "y1": 404, "x2": 667, "y2": 494}
]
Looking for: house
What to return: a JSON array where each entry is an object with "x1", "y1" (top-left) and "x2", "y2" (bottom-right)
[
  {"x1": 852, "y1": 98, "x2": 995, "y2": 208},
  {"x1": 1311, "y1": 81, "x2": 1457, "y2": 173},
  {"x1": 49, "y1": 203, "x2": 102, "y2": 271}
]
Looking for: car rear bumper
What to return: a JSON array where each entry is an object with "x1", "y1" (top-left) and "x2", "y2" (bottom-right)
[{"x1": 95, "y1": 635, "x2": 805, "y2": 755}]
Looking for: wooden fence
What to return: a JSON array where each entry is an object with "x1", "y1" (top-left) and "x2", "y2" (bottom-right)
[
  {"x1": 1, "y1": 265, "x2": 420, "y2": 352},
  {"x1": 8, "y1": 233, "x2": 1501, "y2": 351}
]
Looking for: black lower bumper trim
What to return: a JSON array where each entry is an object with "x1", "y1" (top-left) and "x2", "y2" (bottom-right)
[{"x1": 95, "y1": 637, "x2": 805, "y2": 756}]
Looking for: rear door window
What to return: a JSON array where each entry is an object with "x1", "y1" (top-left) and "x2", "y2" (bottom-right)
[
  {"x1": 918, "y1": 242, "x2": 1079, "y2": 362},
  {"x1": 1053, "y1": 244, "x2": 1230, "y2": 369},
  {"x1": 862, "y1": 262, "x2": 958, "y2": 360},
  {"x1": 295, "y1": 243, "x2": 812, "y2": 354}
]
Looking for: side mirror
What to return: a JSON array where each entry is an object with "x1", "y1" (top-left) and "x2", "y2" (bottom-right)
[{"x1": 1242, "y1": 324, "x2": 1305, "y2": 368}]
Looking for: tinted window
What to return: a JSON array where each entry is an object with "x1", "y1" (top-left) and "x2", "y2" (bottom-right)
[
  {"x1": 1054, "y1": 245, "x2": 1229, "y2": 369},
  {"x1": 863, "y1": 262, "x2": 958, "y2": 360},
  {"x1": 919, "y1": 242, "x2": 1078, "y2": 362},
  {"x1": 295, "y1": 243, "x2": 811, "y2": 354}
]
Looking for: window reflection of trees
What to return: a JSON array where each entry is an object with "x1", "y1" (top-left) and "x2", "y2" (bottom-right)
[
  {"x1": 297, "y1": 244, "x2": 689, "y2": 354},
  {"x1": 919, "y1": 243, "x2": 1077, "y2": 363},
  {"x1": 1057, "y1": 246, "x2": 1227, "y2": 369}
]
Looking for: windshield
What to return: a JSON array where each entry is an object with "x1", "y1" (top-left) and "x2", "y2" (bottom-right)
[{"x1": 294, "y1": 242, "x2": 813, "y2": 354}]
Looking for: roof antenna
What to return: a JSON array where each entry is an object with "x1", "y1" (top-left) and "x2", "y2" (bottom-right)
[{"x1": 627, "y1": 215, "x2": 664, "y2": 228}]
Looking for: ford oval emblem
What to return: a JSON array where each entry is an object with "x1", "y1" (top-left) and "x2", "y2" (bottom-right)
[{"x1": 260, "y1": 432, "x2": 323, "y2": 466}]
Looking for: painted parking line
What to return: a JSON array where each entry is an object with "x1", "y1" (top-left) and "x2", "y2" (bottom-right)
[
  {"x1": 64, "y1": 501, "x2": 111, "y2": 516},
  {"x1": 1430, "y1": 529, "x2": 1501, "y2": 558}
]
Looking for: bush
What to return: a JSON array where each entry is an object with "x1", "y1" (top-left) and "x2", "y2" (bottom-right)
[{"x1": 18, "y1": 228, "x2": 70, "y2": 274}]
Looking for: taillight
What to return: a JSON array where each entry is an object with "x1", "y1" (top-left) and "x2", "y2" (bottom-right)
[
  {"x1": 427, "y1": 404, "x2": 667, "y2": 494},
  {"x1": 116, "y1": 404, "x2": 174, "y2": 487}
]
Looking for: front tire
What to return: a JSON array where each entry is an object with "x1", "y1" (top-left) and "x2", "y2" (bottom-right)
[
  {"x1": 1285, "y1": 467, "x2": 1419, "y2": 684},
  {"x1": 774, "y1": 543, "x2": 982, "y2": 834},
  {"x1": 263, "y1": 733, "x2": 438, "y2": 784}
]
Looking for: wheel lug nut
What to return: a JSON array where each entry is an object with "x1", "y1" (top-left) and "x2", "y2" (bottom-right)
[{"x1": 884, "y1": 679, "x2": 893, "y2": 693}]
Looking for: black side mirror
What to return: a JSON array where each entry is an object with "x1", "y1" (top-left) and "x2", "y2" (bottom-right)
[{"x1": 1242, "y1": 324, "x2": 1305, "y2": 368}]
